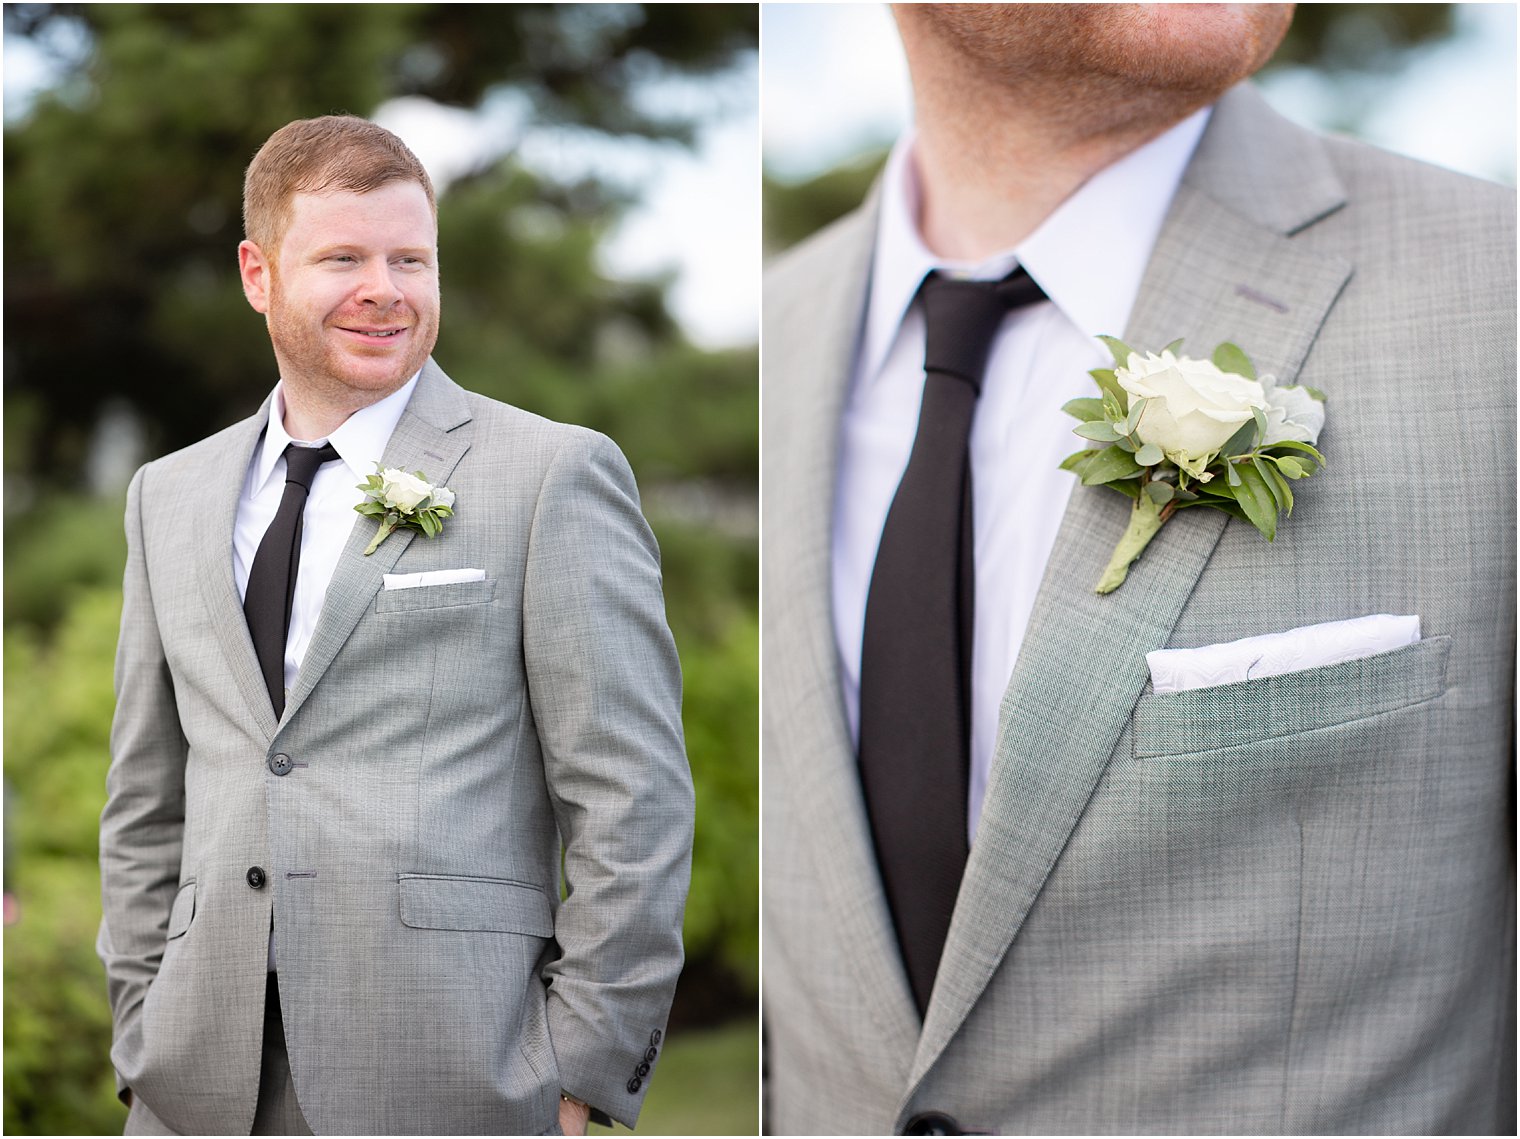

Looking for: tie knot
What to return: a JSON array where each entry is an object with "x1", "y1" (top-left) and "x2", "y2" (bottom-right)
[
  {"x1": 920, "y1": 267, "x2": 1046, "y2": 392},
  {"x1": 283, "y1": 442, "x2": 340, "y2": 490}
]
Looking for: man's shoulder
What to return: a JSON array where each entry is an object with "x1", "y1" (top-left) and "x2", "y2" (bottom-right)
[
  {"x1": 136, "y1": 413, "x2": 261, "y2": 487},
  {"x1": 450, "y1": 384, "x2": 632, "y2": 489},
  {"x1": 764, "y1": 195, "x2": 878, "y2": 315},
  {"x1": 1321, "y1": 129, "x2": 1515, "y2": 227}
]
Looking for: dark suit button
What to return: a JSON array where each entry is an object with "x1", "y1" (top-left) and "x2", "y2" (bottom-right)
[
  {"x1": 904, "y1": 1112, "x2": 961, "y2": 1135},
  {"x1": 268, "y1": 753, "x2": 293, "y2": 776},
  {"x1": 650, "y1": 1029, "x2": 662, "y2": 1045},
  {"x1": 246, "y1": 867, "x2": 266, "y2": 889},
  {"x1": 626, "y1": 1076, "x2": 642, "y2": 1094},
  {"x1": 643, "y1": 1046, "x2": 658, "y2": 1062},
  {"x1": 636, "y1": 1062, "x2": 650, "y2": 1077}
]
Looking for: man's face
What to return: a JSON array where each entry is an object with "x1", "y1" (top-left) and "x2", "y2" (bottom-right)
[
  {"x1": 239, "y1": 180, "x2": 440, "y2": 406},
  {"x1": 898, "y1": 3, "x2": 1294, "y2": 109}
]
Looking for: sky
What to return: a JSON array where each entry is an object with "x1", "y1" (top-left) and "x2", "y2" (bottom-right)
[{"x1": 762, "y1": 2, "x2": 1517, "y2": 187}]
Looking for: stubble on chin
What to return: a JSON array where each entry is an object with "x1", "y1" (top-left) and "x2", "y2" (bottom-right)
[{"x1": 902, "y1": 3, "x2": 1294, "y2": 139}]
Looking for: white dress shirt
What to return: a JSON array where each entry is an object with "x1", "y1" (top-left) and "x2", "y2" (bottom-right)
[
  {"x1": 832, "y1": 109, "x2": 1210, "y2": 841},
  {"x1": 233, "y1": 373, "x2": 420, "y2": 696}
]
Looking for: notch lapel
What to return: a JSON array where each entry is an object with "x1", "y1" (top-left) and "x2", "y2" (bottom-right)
[
  {"x1": 904, "y1": 84, "x2": 1355, "y2": 1100},
  {"x1": 196, "y1": 405, "x2": 281, "y2": 741},
  {"x1": 278, "y1": 362, "x2": 473, "y2": 728},
  {"x1": 764, "y1": 194, "x2": 925, "y2": 1055}
]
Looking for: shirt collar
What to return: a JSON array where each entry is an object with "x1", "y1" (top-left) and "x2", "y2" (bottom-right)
[
  {"x1": 860, "y1": 106, "x2": 1211, "y2": 382},
  {"x1": 250, "y1": 371, "x2": 421, "y2": 497}
]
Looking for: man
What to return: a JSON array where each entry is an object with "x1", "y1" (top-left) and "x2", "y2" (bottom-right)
[
  {"x1": 763, "y1": 5, "x2": 1514, "y2": 1134},
  {"x1": 97, "y1": 115, "x2": 693, "y2": 1135}
]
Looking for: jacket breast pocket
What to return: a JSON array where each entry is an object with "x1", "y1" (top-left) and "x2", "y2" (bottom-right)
[
  {"x1": 1132, "y1": 635, "x2": 1451, "y2": 759},
  {"x1": 374, "y1": 577, "x2": 496, "y2": 614},
  {"x1": 397, "y1": 873, "x2": 553, "y2": 935}
]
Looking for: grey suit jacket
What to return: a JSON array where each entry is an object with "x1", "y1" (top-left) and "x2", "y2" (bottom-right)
[
  {"x1": 98, "y1": 360, "x2": 693, "y2": 1134},
  {"x1": 762, "y1": 83, "x2": 1515, "y2": 1135}
]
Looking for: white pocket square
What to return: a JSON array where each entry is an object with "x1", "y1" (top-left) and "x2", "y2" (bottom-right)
[
  {"x1": 382, "y1": 569, "x2": 486, "y2": 591},
  {"x1": 1147, "y1": 614, "x2": 1421, "y2": 694}
]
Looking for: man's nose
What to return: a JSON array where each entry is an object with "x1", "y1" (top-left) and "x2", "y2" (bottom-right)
[{"x1": 354, "y1": 259, "x2": 404, "y2": 306}]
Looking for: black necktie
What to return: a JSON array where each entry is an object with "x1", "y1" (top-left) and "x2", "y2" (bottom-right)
[
  {"x1": 244, "y1": 442, "x2": 340, "y2": 719},
  {"x1": 857, "y1": 266, "x2": 1046, "y2": 1016}
]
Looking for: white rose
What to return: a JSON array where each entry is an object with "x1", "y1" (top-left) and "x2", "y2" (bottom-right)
[
  {"x1": 1117, "y1": 350, "x2": 1266, "y2": 464},
  {"x1": 1259, "y1": 376, "x2": 1325, "y2": 446},
  {"x1": 380, "y1": 468, "x2": 432, "y2": 513},
  {"x1": 430, "y1": 485, "x2": 456, "y2": 509}
]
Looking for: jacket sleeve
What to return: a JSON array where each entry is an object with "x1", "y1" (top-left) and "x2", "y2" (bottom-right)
[
  {"x1": 522, "y1": 429, "x2": 694, "y2": 1129},
  {"x1": 96, "y1": 463, "x2": 189, "y2": 1099}
]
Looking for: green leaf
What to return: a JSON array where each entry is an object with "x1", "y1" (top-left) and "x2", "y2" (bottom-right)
[
  {"x1": 1090, "y1": 368, "x2": 1126, "y2": 406},
  {"x1": 1074, "y1": 421, "x2": 1121, "y2": 442},
  {"x1": 1225, "y1": 461, "x2": 1242, "y2": 487},
  {"x1": 1114, "y1": 436, "x2": 1137, "y2": 453},
  {"x1": 1097, "y1": 335, "x2": 1136, "y2": 369},
  {"x1": 1123, "y1": 397, "x2": 1148, "y2": 436},
  {"x1": 1262, "y1": 458, "x2": 1294, "y2": 517},
  {"x1": 1234, "y1": 461, "x2": 1279, "y2": 540},
  {"x1": 1162, "y1": 338, "x2": 1185, "y2": 356},
  {"x1": 1251, "y1": 405, "x2": 1268, "y2": 445},
  {"x1": 1272, "y1": 455, "x2": 1306, "y2": 479},
  {"x1": 1144, "y1": 481, "x2": 1174, "y2": 505},
  {"x1": 1134, "y1": 442, "x2": 1163, "y2": 466},
  {"x1": 1302, "y1": 385, "x2": 1327, "y2": 402},
  {"x1": 1212, "y1": 341, "x2": 1256, "y2": 380},
  {"x1": 1059, "y1": 448, "x2": 1101, "y2": 472},
  {"x1": 1180, "y1": 496, "x2": 1249, "y2": 521},
  {"x1": 1218, "y1": 418, "x2": 1257, "y2": 458},
  {"x1": 1062, "y1": 397, "x2": 1106, "y2": 421},
  {"x1": 1079, "y1": 446, "x2": 1143, "y2": 485},
  {"x1": 1265, "y1": 439, "x2": 1325, "y2": 470}
]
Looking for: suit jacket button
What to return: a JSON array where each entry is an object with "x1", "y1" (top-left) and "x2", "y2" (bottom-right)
[
  {"x1": 626, "y1": 1076, "x2": 642, "y2": 1094},
  {"x1": 650, "y1": 1029, "x2": 662, "y2": 1045},
  {"x1": 904, "y1": 1112, "x2": 961, "y2": 1135},
  {"x1": 246, "y1": 866, "x2": 266, "y2": 889},
  {"x1": 268, "y1": 753, "x2": 293, "y2": 776},
  {"x1": 636, "y1": 1062, "x2": 651, "y2": 1077},
  {"x1": 643, "y1": 1045, "x2": 658, "y2": 1062}
]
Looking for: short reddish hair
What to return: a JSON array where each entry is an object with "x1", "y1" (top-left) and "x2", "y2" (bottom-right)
[{"x1": 243, "y1": 115, "x2": 436, "y2": 254}]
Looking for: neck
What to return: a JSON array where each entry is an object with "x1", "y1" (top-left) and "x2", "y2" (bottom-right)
[
  {"x1": 278, "y1": 381, "x2": 389, "y2": 441},
  {"x1": 903, "y1": 44, "x2": 1201, "y2": 262}
]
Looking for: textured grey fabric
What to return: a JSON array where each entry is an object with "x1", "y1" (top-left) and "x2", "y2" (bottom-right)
[
  {"x1": 762, "y1": 83, "x2": 1515, "y2": 1135},
  {"x1": 98, "y1": 361, "x2": 692, "y2": 1135}
]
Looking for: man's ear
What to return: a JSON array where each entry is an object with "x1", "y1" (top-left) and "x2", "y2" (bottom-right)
[{"x1": 238, "y1": 240, "x2": 273, "y2": 314}]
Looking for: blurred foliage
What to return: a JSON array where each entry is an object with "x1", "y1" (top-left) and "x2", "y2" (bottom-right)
[
  {"x1": 3, "y1": 3, "x2": 757, "y2": 1134},
  {"x1": 605, "y1": 1017, "x2": 758, "y2": 1136},
  {"x1": 762, "y1": 3, "x2": 1469, "y2": 256}
]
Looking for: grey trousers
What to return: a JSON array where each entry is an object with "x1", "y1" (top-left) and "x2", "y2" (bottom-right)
[{"x1": 123, "y1": 974, "x2": 312, "y2": 1136}]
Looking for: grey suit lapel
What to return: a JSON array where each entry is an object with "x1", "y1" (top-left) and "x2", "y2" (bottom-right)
[
  {"x1": 196, "y1": 403, "x2": 281, "y2": 741},
  {"x1": 765, "y1": 191, "x2": 926, "y2": 1052},
  {"x1": 905, "y1": 84, "x2": 1354, "y2": 1096},
  {"x1": 279, "y1": 361, "x2": 473, "y2": 728}
]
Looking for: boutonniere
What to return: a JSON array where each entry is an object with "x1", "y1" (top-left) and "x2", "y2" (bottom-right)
[
  {"x1": 1059, "y1": 337, "x2": 1326, "y2": 594},
  {"x1": 354, "y1": 464, "x2": 456, "y2": 555}
]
